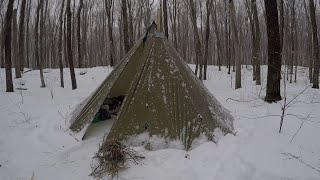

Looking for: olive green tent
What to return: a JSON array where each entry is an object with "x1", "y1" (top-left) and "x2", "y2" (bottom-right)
[{"x1": 69, "y1": 24, "x2": 234, "y2": 150}]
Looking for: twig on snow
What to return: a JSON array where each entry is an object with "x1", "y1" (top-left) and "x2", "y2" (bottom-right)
[{"x1": 281, "y1": 152, "x2": 320, "y2": 174}]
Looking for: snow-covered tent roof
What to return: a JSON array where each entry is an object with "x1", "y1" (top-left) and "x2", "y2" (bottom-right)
[{"x1": 69, "y1": 24, "x2": 234, "y2": 150}]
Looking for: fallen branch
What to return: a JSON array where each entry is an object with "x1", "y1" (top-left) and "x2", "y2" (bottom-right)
[
  {"x1": 282, "y1": 152, "x2": 320, "y2": 174},
  {"x1": 16, "y1": 87, "x2": 27, "y2": 91}
]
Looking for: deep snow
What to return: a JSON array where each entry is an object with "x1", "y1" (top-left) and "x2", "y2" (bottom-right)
[{"x1": 0, "y1": 65, "x2": 319, "y2": 180}]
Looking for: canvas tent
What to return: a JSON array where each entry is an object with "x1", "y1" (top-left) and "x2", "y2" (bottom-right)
[{"x1": 69, "y1": 24, "x2": 234, "y2": 150}]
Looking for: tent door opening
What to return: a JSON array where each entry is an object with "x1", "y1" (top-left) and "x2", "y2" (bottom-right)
[{"x1": 92, "y1": 95, "x2": 126, "y2": 123}]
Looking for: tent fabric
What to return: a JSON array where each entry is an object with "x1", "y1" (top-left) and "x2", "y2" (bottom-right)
[{"x1": 69, "y1": 26, "x2": 234, "y2": 150}]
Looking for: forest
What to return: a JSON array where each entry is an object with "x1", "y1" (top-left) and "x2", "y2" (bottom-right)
[
  {"x1": 1, "y1": 0, "x2": 320, "y2": 180},
  {"x1": 0, "y1": 0, "x2": 318, "y2": 95}
]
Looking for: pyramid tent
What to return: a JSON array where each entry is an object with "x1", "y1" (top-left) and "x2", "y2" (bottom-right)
[{"x1": 69, "y1": 24, "x2": 234, "y2": 150}]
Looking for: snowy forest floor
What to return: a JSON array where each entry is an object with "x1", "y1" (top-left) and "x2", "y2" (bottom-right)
[{"x1": 0, "y1": 65, "x2": 320, "y2": 180}]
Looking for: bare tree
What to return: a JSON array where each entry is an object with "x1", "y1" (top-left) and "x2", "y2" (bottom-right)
[
  {"x1": 252, "y1": 0, "x2": 261, "y2": 85},
  {"x1": 203, "y1": 0, "x2": 213, "y2": 80},
  {"x1": 212, "y1": 1, "x2": 222, "y2": 71},
  {"x1": 163, "y1": 0, "x2": 169, "y2": 39},
  {"x1": 18, "y1": 0, "x2": 27, "y2": 74},
  {"x1": 39, "y1": 0, "x2": 46, "y2": 88},
  {"x1": 229, "y1": 0, "x2": 241, "y2": 89},
  {"x1": 309, "y1": 0, "x2": 319, "y2": 89},
  {"x1": 77, "y1": 0, "x2": 83, "y2": 68},
  {"x1": 58, "y1": 0, "x2": 65, "y2": 88},
  {"x1": 188, "y1": 0, "x2": 203, "y2": 80},
  {"x1": 105, "y1": 0, "x2": 115, "y2": 66},
  {"x1": 13, "y1": 9, "x2": 20, "y2": 79},
  {"x1": 67, "y1": 0, "x2": 77, "y2": 90},
  {"x1": 303, "y1": 0, "x2": 313, "y2": 83},
  {"x1": 4, "y1": 0, "x2": 15, "y2": 92},
  {"x1": 264, "y1": 0, "x2": 282, "y2": 102},
  {"x1": 121, "y1": 0, "x2": 130, "y2": 54}
]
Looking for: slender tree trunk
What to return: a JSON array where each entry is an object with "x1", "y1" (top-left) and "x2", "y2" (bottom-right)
[
  {"x1": 229, "y1": 0, "x2": 241, "y2": 89},
  {"x1": 163, "y1": 0, "x2": 169, "y2": 39},
  {"x1": 264, "y1": 0, "x2": 282, "y2": 102},
  {"x1": 4, "y1": 0, "x2": 15, "y2": 92},
  {"x1": 252, "y1": 0, "x2": 261, "y2": 85},
  {"x1": 77, "y1": 0, "x2": 83, "y2": 68},
  {"x1": 213, "y1": 2, "x2": 222, "y2": 71},
  {"x1": 279, "y1": 0, "x2": 284, "y2": 51},
  {"x1": 67, "y1": 0, "x2": 77, "y2": 90},
  {"x1": 39, "y1": 0, "x2": 46, "y2": 88},
  {"x1": 303, "y1": 0, "x2": 313, "y2": 82},
  {"x1": 13, "y1": 9, "x2": 21, "y2": 79},
  {"x1": 105, "y1": 0, "x2": 115, "y2": 66},
  {"x1": 59, "y1": 0, "x2": 65, "y2": 88},
  {"x1": 26, "y1": 0, "x2": 31, "y2": 68},
  {"x1": 121, "y1": 0, "x2": 130, "y2": 54},
  {"x1": 310, "y1": 0, "x2": 319, "y2": 89},
  {"x1": 18, "y1": 0, "x2": 27, "y2": 73},
  {"x1": 127, "y1": 0, "x2": 134, "y2": 47},
  {"x1": 289, "y1": 1, "x2": 295, "y2": 83},
  {"x1": 204, "y1": 0, "x2": 213, "y2": 80},
  {"x1": 64, "y1": 11, "x2": 68, "y2": 68},
  {"x1": 189, "y1": 0, "x2": 203, "y2": 80},
  {"x1": 1, "y1": 27, "x2": 4, "y2": 69},
  {"x1": 226, "y1": 1, "x2": 231, "y2": 75}
]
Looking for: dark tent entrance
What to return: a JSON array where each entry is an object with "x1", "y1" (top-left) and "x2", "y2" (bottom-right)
[{"x1": 92, "y1": 96, "x2": 126, "y2": 124}]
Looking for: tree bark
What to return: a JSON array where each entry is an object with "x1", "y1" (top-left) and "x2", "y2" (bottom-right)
[
  {"x1": 229, "y1": 0, "x2": 241, "y2": 89},
  {"x1": 189, "y1": 0, "x2": 203, "y2": 80},
  {"x1": 127, "y1": 0, "x2": 134, "y2": 47},
  {"x1": 105, "y1": 0, "x2": 115, "y2": 66},
  {"x1": 77, "y1": 0, "x2": 83, "y2": 68},
  {"x1": 252, "y1": 0, "x2": 261, "y2": 85},
  {"x1": 26, "y1": 0, "x2": 31, "y2": 68},
  {"x1": 121, "y1": 0, "x2": 130, "y2": 54},
  {"x1": 13, "y1": 9, "x2": 20, "y2": 79},
  {"x1": 39, "y1": 0, "x2": 46, "y2": 88},
  {"x1": 59, "y1": 0, "x2": 65, "y2": 88},
  {"x1": 264, "y1": 0, "x2": 282, "y2": 102},
  {"x1": 310, "y1": 0, "x2": 319, "y2": 89},
  {"x1": 204, "y1": 0, "x2": 213, "y2": 80},
  {"x1": 4, "y1": 0, "x2": 15, "y2": 92},
  {"x1": 163, "y1": 0, "x2": 169, "y2": 39},
  {"x1": 18, "y1": 0, "x2": 27, "y2": 73},
  {"x1": 303, "y1": 0, "x2": 313, "y2": 83},
  {"x1": 213, "y1": 2, "x2": 222, "y2": 71},
  {"x1": 67, "y1": 0, "x2": 77, "y2": 90}
]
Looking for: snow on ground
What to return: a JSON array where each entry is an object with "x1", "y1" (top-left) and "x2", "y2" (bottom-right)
[{"x1": 0, "y1": 65, "x2": 320, "y2": 180}]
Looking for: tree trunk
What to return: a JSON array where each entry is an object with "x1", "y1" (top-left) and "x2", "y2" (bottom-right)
[
  {"x1": 67, "y1": 0, "x2": 77, "y2": 90},
  {"x1": 105, "y1": 0, "x2": 115, "y2": 66},
  {"x1": 310, "y1": 0, "x2": 319, "y2": 89},
  {"x1": 4, "y1": 0, "x2": 15, "y2": 92},
  {"x1": 213, "y1": 2, "x2": 222, "y2": 71},
  {"x1": 26, "y1": 0, "x2": 31, "y2": 68},
  {"x1": 189, "y1": 0, "x2": 203, "y2": 80},
  {"x1": 252, "y1": 0, "x2": 261, "y2": 85},
  {"x1": 121, "y1": 0, "x2": 130, "y2": 54},
  {"x1": 303, "y1": 0, "x2": 313, "y2": 83},
  {"x1": 13, "y1": 9, "x2": 21, "y2": 79},
  {"x1": 39, "y1": 0, "x2": 46, "y2": 88},
  {"x1": 59, "y1": 0, "x2": 65, "y2": 88},
  {"x1": 77, "y1": 0, "x2": 83, "y2": 68},
  {"x1": 18, "y1": 0, "x2": 27, "y2": 73},
  {"x1": 264, "y1": 0, "x2": 282, "y2": 102},
  {"x1": 229, "y1": 0, "x2": 241, "y2": 89},
  {"x1": 163, "y1": 0, "x2": 169, "y2": 39},
  {"x1": 127, "y1": 0, "x2": 134, "y2": 47},
  {"x1": 204, "y1": 0, "x2": 213, "y2": 80}
]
